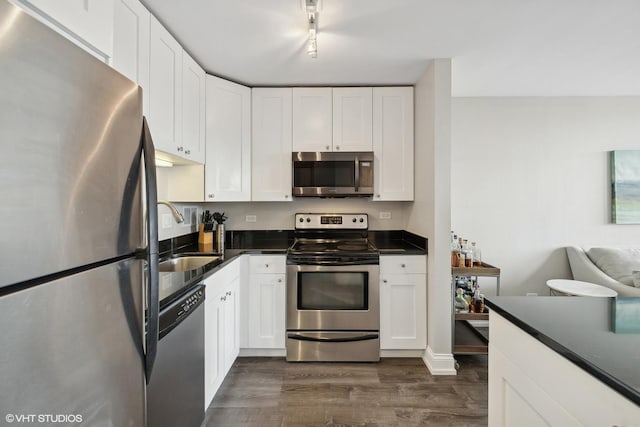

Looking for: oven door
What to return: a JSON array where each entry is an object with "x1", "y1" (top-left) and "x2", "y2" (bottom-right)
[{"x1": 286, "y1": 263, "x2": 380, "y2": 331}]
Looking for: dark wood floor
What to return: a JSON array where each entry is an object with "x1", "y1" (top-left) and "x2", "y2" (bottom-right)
[{"x1": 205, "y1": 356, "x2": 487, "y2": 426}]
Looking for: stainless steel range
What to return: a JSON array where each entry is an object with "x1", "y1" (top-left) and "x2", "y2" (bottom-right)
[{"x1": 286, "y1": 213, "x2": 380, "y2": 362}]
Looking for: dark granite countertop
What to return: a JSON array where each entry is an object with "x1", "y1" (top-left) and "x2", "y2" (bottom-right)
[
  {"x1": 368, "y1": 230, "x2": 427, "y2": 255},
  {"x1": 485, "y1": 296, "x2": 640, "y2": 406},
  {"x1": 161, "y1": 229, "x2": 427, "y2": 256},
  {"x1": 157, "y1": 229, "x2": 426, "y2": 306}
]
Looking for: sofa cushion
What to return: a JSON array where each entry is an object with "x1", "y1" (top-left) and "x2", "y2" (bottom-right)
[{"x1": 586, "y1": 247, "x2": 640, "y2": 286}]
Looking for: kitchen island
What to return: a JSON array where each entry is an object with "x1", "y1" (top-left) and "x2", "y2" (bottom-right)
[{"x1": 485, "y1": 296, "x2": 640, "y2": 426}]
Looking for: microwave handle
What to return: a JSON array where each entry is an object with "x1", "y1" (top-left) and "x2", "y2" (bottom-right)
[{"x1": 354, "y1": 157, "x2": 360, "y2": 192}]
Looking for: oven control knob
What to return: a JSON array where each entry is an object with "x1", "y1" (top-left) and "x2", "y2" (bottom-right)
[
  {"x1": 352, "y1": 218, "x2": 357, "y2": 223},
  {"x1": 359, "y1": 218, "x2": 364, "y2": 223},
  {"x1": 306, "y1": 218, "x2": 311, "y2": 223},
  {"x1": 299, "y1": 217, "x2": 304, "y2": 223}
]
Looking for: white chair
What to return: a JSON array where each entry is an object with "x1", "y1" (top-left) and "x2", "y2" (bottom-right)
[{"x1": 566, "y1": 246, "x2": 640, "y2": 297}]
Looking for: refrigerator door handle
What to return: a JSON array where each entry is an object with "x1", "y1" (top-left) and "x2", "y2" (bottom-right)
[{"x1": 141, "y1": 117, "x2": 159, "y2": 384}]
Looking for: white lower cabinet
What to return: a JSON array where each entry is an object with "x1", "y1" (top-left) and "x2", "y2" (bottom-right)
[
  {"x1": 204, "y1": 258, "x2": 240, "y2": 408},
  {"x1": 489, "y1": 311, "x2": 640, "y2": 427},
  {"x1": 379, "y1": 255, "x2": 427, "y2": 350},
  {"x1": 245, "y1": 255, "x2": 286, "y2": 350}
]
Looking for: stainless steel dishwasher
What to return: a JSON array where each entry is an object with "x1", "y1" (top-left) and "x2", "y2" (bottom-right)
[{"x1": 147, "y1": 284, "x2": 205, "y2": 427}]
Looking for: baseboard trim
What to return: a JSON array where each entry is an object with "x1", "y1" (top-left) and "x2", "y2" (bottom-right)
[
  {"x1": 422, "y1": 345, "x2": 457, "y2": 375},
  {"x1": 380, "y1": 349, "x2": 425, "y2": 358},
  {"x1": 239, "y1": 348, "x2": 286, "y2": 357}
]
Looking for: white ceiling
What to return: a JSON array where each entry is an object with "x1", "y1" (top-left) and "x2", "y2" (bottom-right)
[{"x1": 141, "y1": 0, "x2": 640, "y2": 96}]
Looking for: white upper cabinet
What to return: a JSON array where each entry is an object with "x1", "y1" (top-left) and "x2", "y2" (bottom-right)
[
  {"x1": 13, "y1": 0, "x2": 114, "y2": 61},
  {"x1": 205, "y1": 75, "x2": 251, "y2": 201},
  {"x1": 292, "y1": 87, "x2": 332, "y2": 152},
  {"x1": 148, "y1": 16, "x2": 182, "y2": 158},
  {"x1": 372, "y1": 87, "x2": 414, "y2": 201},
  {"x1": 181, "y1": 52, "x2": 206, "y2": 164},
  {"x1": 251, "y1": 88, "x2": 292, "y2": 202},
  {"x1": 112, "y1": 0, "x2": 149, "y2": 116},
  {"x1": 333, "y1": 87, "x2": 373, "y2": 152}
]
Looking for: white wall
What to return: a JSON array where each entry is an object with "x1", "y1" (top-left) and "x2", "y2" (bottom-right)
[
  {"x1": 407, "y1": 59, "x2": 456, "y2": 374},
  {"x1": 452, "y1": 97, "x2": 640, "y2": 296},
  {"x1": 157, "y1": 202, "x2": 202, "y2": 241},
  {"x1": 155, "y1": 167, "x2": 412, "y2": 240},
  {"x1": 157, "y1": 199, "x2": 410, "y2": 241},
  {"x1": 202, "y1": 199, "x2": 410, "y2": 231}
]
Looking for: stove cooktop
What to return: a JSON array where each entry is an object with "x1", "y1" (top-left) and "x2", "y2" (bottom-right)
[
  {"x1": 288, "y1": 213, "x2": 379, "y2": 263},
  {"x1": 288, "y1": 238, "x2": 378, "y2": 256}
]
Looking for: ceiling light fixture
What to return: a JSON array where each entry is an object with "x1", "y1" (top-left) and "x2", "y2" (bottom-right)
[{"x1": 305, "y1": 0, "x2": 318, "y2": 58}]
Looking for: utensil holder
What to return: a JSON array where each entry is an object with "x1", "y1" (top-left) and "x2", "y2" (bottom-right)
[
  {"x1": 198, "y1": 223, "x2": 214, "y2": 246},
  {"x1": 215, "y1": 223, "x2": 225, "y2": 254}
]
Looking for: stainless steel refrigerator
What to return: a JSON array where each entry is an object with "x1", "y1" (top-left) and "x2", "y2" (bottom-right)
[{"x1": 0, "y1": 2, "x2": 160, "y2": 426}]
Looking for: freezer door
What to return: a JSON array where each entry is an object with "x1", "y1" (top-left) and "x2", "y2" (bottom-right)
[
  {"x1": 0, "y1": 1, "x2": 144, "y2": 288},
  {"x1": 0, "y1": 258, "x2": 145, "y2": 426}
]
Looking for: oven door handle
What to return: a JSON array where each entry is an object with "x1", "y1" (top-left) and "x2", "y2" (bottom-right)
[
  {"x1": 287, "y1": 259, "x2": 379, "y2": 266},
  {"x1": 354, "y1": 157, "x2": 360, "y2": 192},
  {"x1": 287, "y1": 333, "x2": 379, "y2": 343}
]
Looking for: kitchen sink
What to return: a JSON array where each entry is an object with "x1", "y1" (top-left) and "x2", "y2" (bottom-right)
[{"x1": 158, "y1": 255, "x2": 221, "y2": 272}]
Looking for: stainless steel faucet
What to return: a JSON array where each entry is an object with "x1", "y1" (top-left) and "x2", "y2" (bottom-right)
[{"x1": 157, "y1": 200, "x2": 184, "y2": 223}]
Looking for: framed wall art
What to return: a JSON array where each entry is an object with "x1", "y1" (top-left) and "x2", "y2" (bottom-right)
[{"x1": 611, "y1": 150, "x2": 640, "y2": 224}]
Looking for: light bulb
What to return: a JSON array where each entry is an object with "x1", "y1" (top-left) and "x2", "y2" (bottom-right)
[{"x1": 307, "y1": 39, "x2": 317, "y2": 58}]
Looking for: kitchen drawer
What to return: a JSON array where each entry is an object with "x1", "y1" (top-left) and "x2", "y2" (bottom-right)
[
  {"x1": 248, "y1": 255, "x2": 286, "y2": 274},
  {"x1": 380, "y1": 255, "x2": 426, "y2": 275}
]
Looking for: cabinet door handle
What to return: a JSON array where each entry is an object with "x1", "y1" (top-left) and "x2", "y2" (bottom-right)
[
  {"x1": 208, "y1": 194, "x2": 214, "y2": 199},
  {"x1": 265, "y1": 264, "x2": 269, "y2": 268},
  {"x1": 226, "y1": 291, "x2": 232, "y2": 296},
  {"x1": 185, "y1": 149, "x2": 191, "y2": 155},
  {"x1": 220, "y1": 296, "x2": 226, "y2": 301},
  {"x1": 383, "y1": 279, "x2": 387, "y2": 283},
  {"x1": 285, "y1": 194, "x2": 289, "y2": 199},
  {"x1": 335, "y1": 145, "x2": 340, "y2": 150},
  {"x1": 325, "y1": 145, "x2": 330, "y2": 150},
  {"x1": 401, "y1": 264, "x2": 406, "y2": 268},
  {"x1": 177, "y1": 146, "x2": 183, "y2": 152}
]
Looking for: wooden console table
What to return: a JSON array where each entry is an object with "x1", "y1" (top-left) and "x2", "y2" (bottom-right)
[{"x1": 451, "y1": 262, "x2": 500, "y2": 355}]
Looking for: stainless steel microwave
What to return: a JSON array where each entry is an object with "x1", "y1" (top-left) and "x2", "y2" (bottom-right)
[{"x1": 292, "y1": 152, "x2": 374, "y2": 197}]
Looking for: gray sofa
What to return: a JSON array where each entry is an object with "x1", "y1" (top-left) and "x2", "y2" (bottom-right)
[{"x1": 566, "y1": 246, "x2": 640, "y2": 297}]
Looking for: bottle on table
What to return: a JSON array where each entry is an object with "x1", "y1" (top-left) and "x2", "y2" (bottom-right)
[
  {"x1": 450, "y1": 233, "x2": 461, "y2": 267},
  {"x1": 470, "y1": 288, "x2": 485, "y2": 313},
  {"x1": 462, "y1": 240, "x2": 473, "y2": 268},
  {"x1": 471, "y1": 241, "x2": 482, "y2": 267}
]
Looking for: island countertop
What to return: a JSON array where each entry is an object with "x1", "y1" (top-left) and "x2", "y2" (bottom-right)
[{"x1": 485, "y1": 296, "x2": 640, "y2": 406}]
